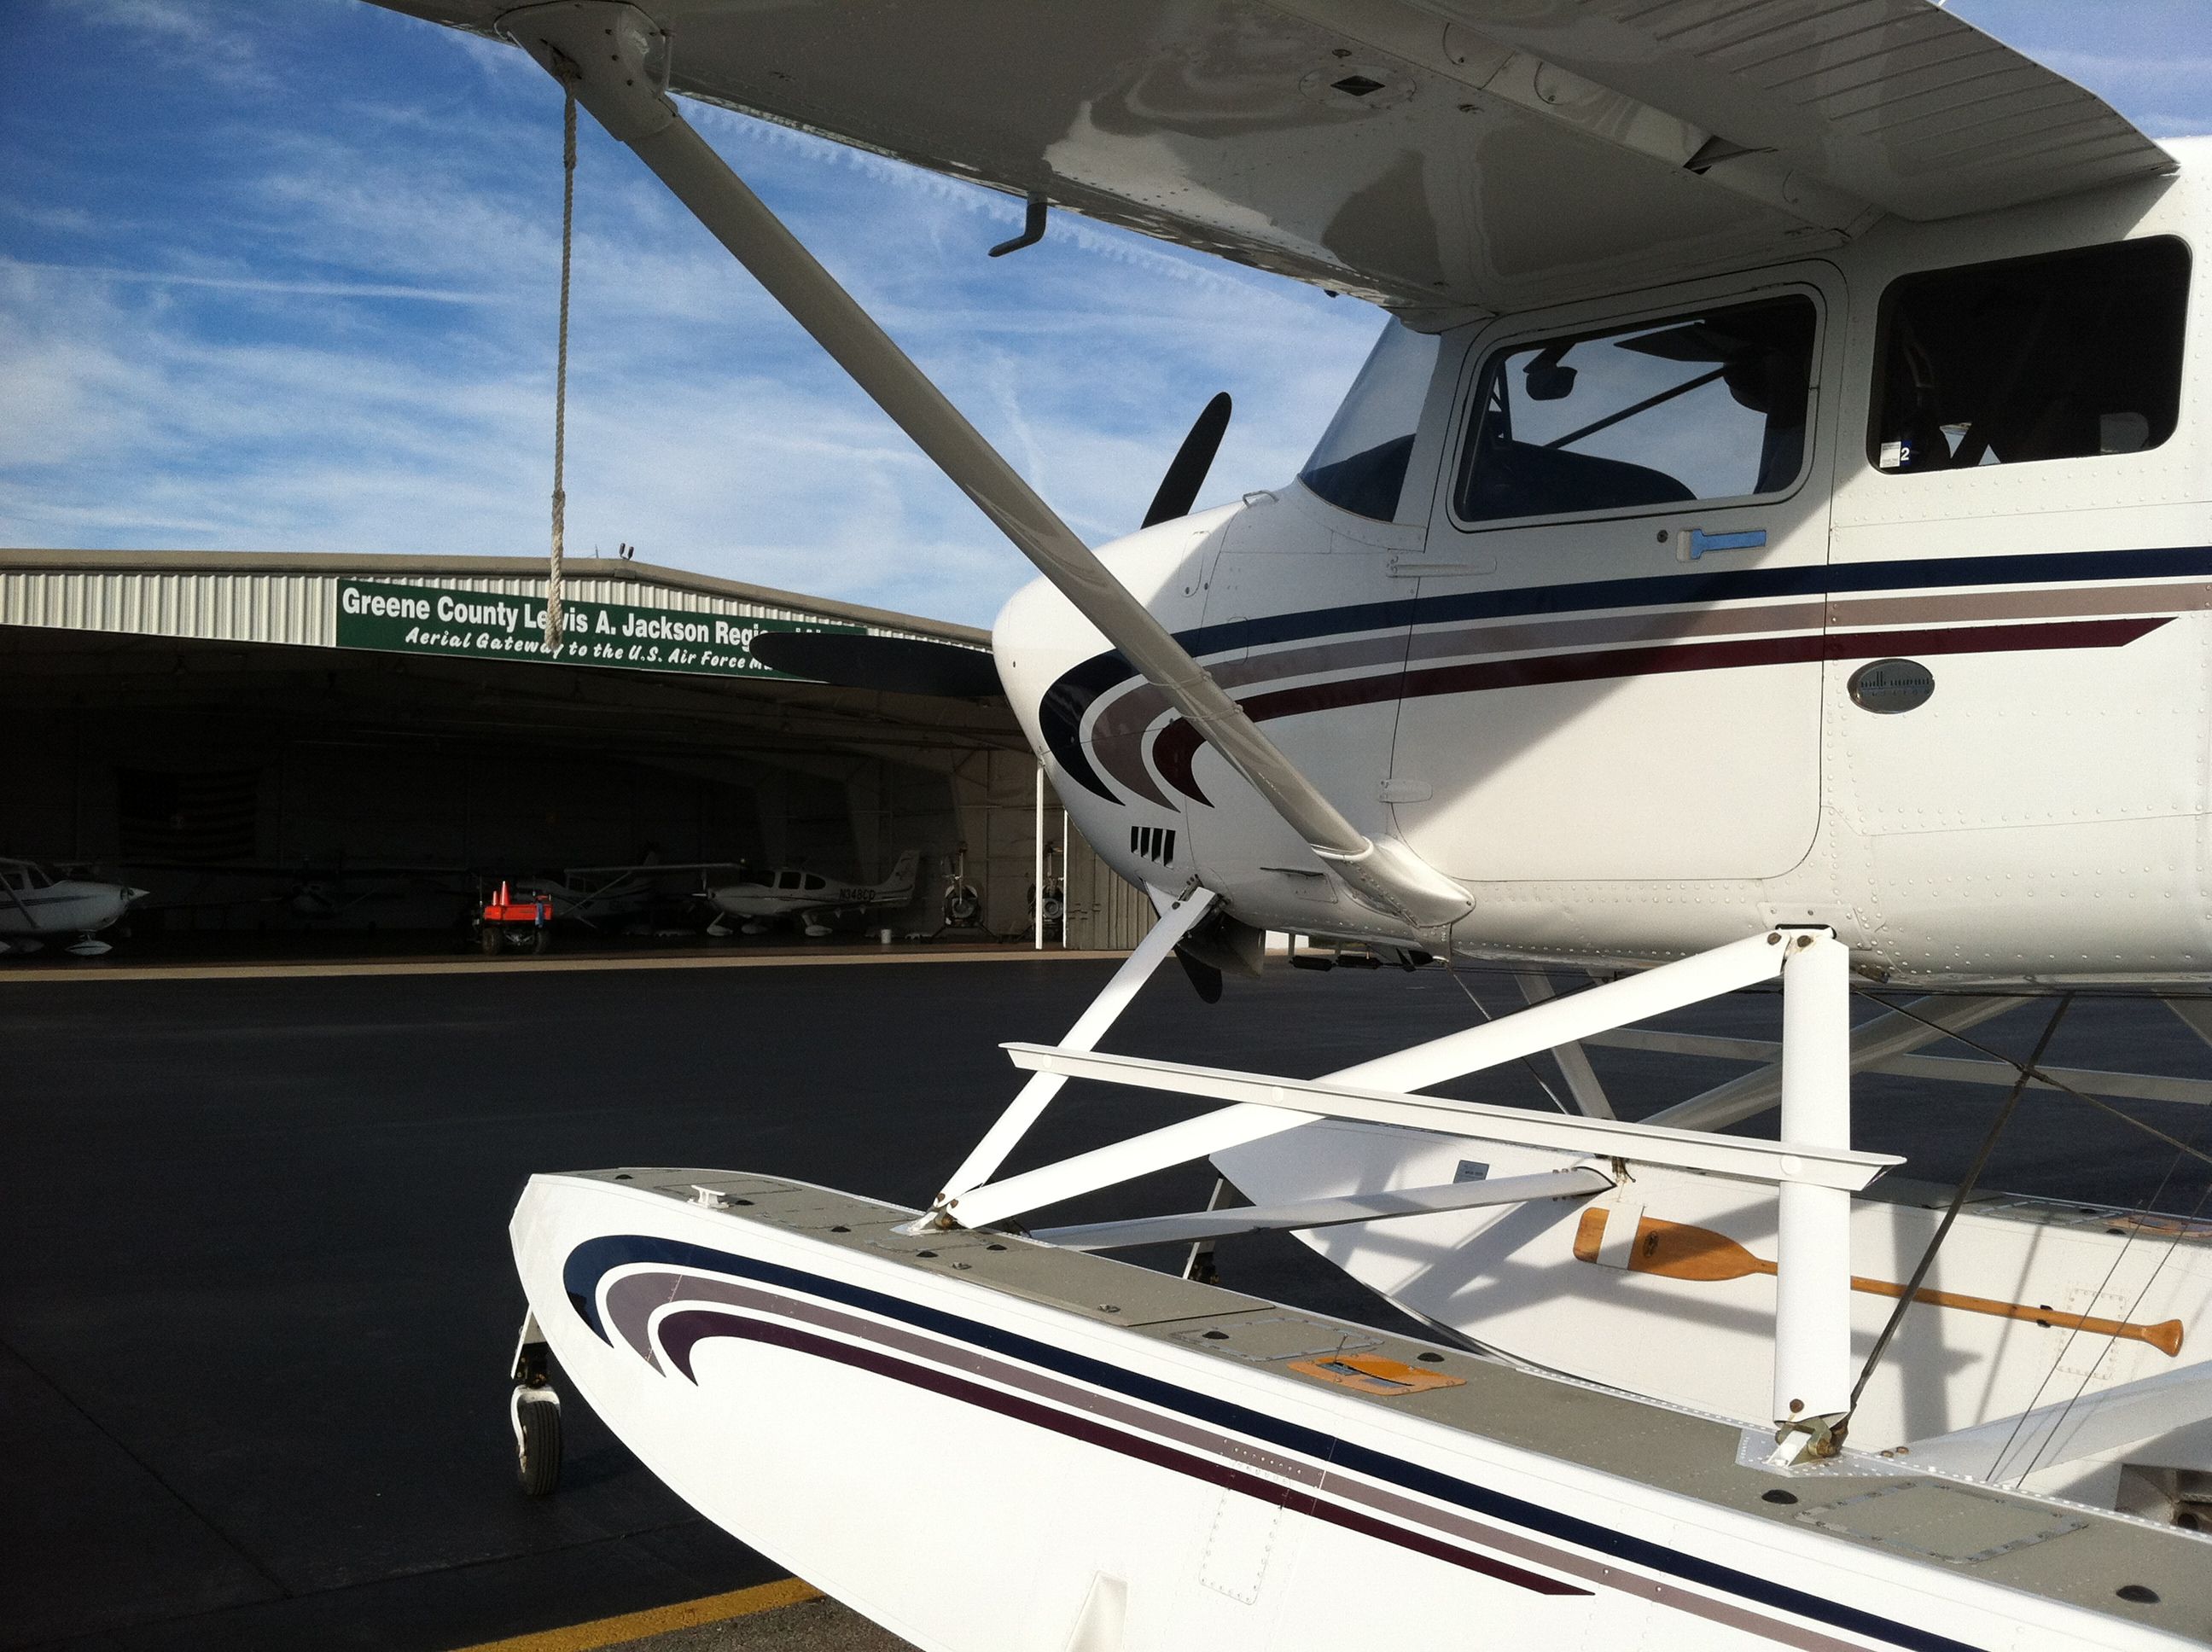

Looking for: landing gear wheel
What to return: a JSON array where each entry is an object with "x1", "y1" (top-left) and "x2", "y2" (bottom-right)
[{"x1": 511, "y1": 1386, "x2": 562, "y2": 1496}]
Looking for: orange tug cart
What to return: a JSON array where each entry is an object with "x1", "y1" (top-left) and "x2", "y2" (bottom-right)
[{"x1": 477, "y1": 881, "x2": 554, "y2": 957}]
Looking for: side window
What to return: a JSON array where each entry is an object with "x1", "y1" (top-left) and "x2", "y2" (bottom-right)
[
  {"x1": 1298, "y1": 320, "x2": 1441, "y2": 522},
  {"x1": 802, "y1": 874, "x2": 828, "y2": 893},
  {"x1": 1453, "y1": 294, "x2": 1817, "y2": 526},
  {"x1": 1870, "y1": 237, "x2": 2188, "y2": 474}
]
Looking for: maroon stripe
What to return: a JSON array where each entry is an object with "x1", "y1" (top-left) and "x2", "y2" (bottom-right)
[
  {"x1": 1152, "y1": 617, "x2": 2168, "y2": 804},
  {"x1": 657, "y1": 1306, "x2": 1588, "y2": 1598}
]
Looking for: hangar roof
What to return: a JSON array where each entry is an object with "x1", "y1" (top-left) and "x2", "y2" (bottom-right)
[
  {"x1": 0, "y1": 548, "x2": 987, "y2": 652},
  {"x1": 0, "y1": 548, "x2": 1022, "y2": 762}
]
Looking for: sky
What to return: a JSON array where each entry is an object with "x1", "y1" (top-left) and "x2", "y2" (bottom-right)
[{"x1": 3, "y1": 3, "x2": 2209, "y2": 628}]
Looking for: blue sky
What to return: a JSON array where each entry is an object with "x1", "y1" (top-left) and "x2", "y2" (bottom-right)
[{"x1": 3, "y1": 2, "x2": 2208, "y2": 627}]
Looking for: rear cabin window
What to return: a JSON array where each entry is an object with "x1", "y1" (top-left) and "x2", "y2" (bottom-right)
[
  {"x1": 1453, "y1": 294, "x2": 1817, "y2": 526},
  {"x1": 1299, "y1": 320, "x2": 1441, "y2": 521},
  {"x1": 1869, "y1": 237, "x2": 2189, "y2": 474}
]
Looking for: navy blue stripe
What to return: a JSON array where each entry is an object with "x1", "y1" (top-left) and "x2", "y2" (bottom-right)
[
  {"x1": 1039, "y1": 544, "x2": 2212, "y2": 801},
  {"x1": 1178, "y1": 544, "x2": 2212, "y2": 659},
  {"x1": 1039, "y1": 652, "x2": 1130, "y2": 805},
  {"x1": 565, "y1": 1235, "x2": 1984, "y2": 1652}
]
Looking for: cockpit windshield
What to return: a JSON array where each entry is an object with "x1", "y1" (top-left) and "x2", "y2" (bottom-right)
[
  {"x1": 1454, "y1": 294, "x2": 1817, "y2": 526},
  {"x1": 1297, "y1": 320, "x2": 1440, "y2": 522}
]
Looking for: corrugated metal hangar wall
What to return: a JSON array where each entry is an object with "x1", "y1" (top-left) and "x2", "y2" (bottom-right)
[{"x1": 1, "y1": 550, "x2": 1154, "y2": 951}]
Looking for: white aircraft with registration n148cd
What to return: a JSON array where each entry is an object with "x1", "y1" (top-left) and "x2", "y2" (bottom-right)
[
  {"x1": 704, "y1": 849, "x2": 920, "y2": 938},
  {"x1": 378, "y1": 1, "x2": 2212, "y2": 1645}
]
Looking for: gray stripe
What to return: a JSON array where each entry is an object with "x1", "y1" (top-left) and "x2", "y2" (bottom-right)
[{"x1": 1084, "y1": 580, "x2": 2210, "y2": 802}]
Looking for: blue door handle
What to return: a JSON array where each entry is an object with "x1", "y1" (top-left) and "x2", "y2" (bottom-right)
[{"x1": 1685, "y1": 526, "x2": 1767, "y2": 560}]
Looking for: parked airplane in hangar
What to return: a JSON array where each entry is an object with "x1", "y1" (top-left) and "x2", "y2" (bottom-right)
[
  {"x1": 0, "y1": 858, "x2": 148, "y2": 957},
  {"x1": 384, "y1": 0, "x2": 2212, "y2": 1646},
  {"x1": 705, "y1": 849, "x2": 920, "y2": 937}
]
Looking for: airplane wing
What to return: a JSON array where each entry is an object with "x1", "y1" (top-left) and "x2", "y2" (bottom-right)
[{"x1": 372, "y1": 0, "x2": 2168, "y2": 314}]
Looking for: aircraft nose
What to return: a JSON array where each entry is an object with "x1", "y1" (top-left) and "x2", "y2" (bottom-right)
[{"x1": 991, "y1": 571, "x2": 1100, "y2": 755}]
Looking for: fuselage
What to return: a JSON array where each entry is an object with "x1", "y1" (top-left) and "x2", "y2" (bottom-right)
[
  {"x1": 996, "y1": 140, "x2": 2212, "y2": 987},
  {"x1": 0, "y1": 860, "x2": 142, "y2": 939},
  {"x1": 708, "y1": 852, "x2": 917, "y2": 920},
  {"x1": 709, "y1": 879, "x2": 894, "y2": 920}
]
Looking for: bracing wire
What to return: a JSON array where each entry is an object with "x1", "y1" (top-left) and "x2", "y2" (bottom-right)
[
  {"x1": 1873, "y1": 997, "x2": 2212, "y2": 1174},
  {"x1": 1844, "y1": 995, "x2": 2073, "y2": 1422},
  {"x1": 1974, "y1": 1028, "x2": 2212, "y2": 1485},
  {"x1": 1994, "y1": 1137, "x2": 2204, "y2": 1485},
  {"x1": 545, "y1": 88, "x2": 577, "y2": 660},
  {"x1": 1445, "y1": 968, "x2": 1576, "y2": 1115}
]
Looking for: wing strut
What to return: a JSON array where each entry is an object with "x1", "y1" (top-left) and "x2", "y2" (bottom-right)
[{"x1": 496, "y1": 1, "x2": 1471, "y2": 934}]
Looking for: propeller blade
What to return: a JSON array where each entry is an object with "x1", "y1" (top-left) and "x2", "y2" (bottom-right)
[
  {"x1": 747, "y1": 632, "x2": 1004, "y2": 699},
  {"x1": 1173, "y1": 943, "x2": 1224, "y2": 1004},
  {"x1": 1142, "y1": 392, "x2": 1231, "y2": 529}
]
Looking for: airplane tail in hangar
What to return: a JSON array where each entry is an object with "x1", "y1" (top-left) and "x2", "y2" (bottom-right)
[{"x1": 875, "y1": 850, "x2": 919, "y2": 904}]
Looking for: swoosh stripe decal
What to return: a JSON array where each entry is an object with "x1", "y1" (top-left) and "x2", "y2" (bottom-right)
[
  {"x1": 1150, "y1": 617, "x2": 2168, "y2": 806},
  {"x1": 1092, "y1": 578, "x2": 2212, "y2": 800},
  {"x1": 562, "y1": 1234, "x2": 1987, "y2": 1652},
  {"x1": 1043, "y1": 545, "x2": 2212, "y2": 805},
  {"x1": 1179, "y1": 544, "x2": 2212, "y2": 660},
  {"x1": 610, "y1": 1268, "x2": 1877, "y2": 1649},
  {"x1": 656, "y1": 1306, "x2": 1589, "y2": 1597}
]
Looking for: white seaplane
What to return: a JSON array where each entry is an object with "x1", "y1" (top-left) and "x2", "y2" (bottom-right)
[
  {"x1": 378, "y1": 0, "x2": 2212, "y2": 1645},
  {"x1": 0, "y1": 858, "x2": 147, "y2": 957},
  {"x1": 705, "y1": 849, "x2": 921, "y2": 938}
]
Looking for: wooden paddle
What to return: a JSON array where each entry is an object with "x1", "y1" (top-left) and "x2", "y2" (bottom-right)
[{"x1": 1573, "y1": 1209, "x2": 2184, "y2": 1358}]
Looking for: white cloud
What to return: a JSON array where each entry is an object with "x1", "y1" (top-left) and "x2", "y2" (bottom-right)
[
  {"x1": 1, "y1": 3, "x2": 1380, "y2": 625},
  {"x1": 0, "y1": 259, "x2": 498, "y2": 305},
  {"x1": 71, "y1": 0, "x2": 280, "y2": 90}
]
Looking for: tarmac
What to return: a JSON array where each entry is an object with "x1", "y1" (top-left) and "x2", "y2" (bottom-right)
[{"x1": 7, "y1": 950, "x2": 2211, "y2": 1650}]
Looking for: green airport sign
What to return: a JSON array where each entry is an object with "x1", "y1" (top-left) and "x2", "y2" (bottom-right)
[{"x1": 334, "y1": 579, "x2": 859, "y2": 678}]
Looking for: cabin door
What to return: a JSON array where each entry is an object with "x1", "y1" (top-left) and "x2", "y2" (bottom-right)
[{"x1": 1388, "y1": 268, "x2": 1842, "y2": 885}]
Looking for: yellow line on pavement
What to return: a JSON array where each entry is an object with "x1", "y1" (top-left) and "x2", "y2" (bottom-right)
[{"x1": 448, "y1": 1576, "x2": 823, "y2": 1652}]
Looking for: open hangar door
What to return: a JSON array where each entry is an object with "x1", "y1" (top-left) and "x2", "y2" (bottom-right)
[{"x1": 0, "y1": 551, "x2": 1148, "y2": 953}]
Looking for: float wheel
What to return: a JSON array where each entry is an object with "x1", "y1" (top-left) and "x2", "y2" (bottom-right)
[{"x1": 512, "y1": 1387, "x2": 562, "y2": 1496}]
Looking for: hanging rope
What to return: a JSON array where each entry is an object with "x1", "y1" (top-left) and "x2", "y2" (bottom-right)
[{"x1": 545, "y1": 87, "x2": 577, "y2": 660}]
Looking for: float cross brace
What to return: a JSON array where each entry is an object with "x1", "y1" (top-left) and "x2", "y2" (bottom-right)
[{"x1": 943, "y1": 925, "x2": 1866, "y2": 1455}]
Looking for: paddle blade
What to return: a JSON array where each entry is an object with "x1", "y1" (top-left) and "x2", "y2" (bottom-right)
[
  {"x1": 1573, "y1": 1211, "x2": 1768, "y2": 1282},
  {"x1": 747, "y1": 631, "x2": 1004, "y2": 699},
  {"x1": 1142, "y1": 392, "x2": 1232, "y2": 528}
]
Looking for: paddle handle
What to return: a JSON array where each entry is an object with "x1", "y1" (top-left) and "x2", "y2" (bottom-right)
[
  {"x1": 1848, "y1": 1276, "x2": 2184, "y2": 1358},
  {"x1": 1573, "y1": 1210, "x2": 2183, "y2": 1356}
]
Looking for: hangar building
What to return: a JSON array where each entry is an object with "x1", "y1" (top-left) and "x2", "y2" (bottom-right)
[{"x1": 0, "y1": 549, "x2": 1150, "y2": 951}]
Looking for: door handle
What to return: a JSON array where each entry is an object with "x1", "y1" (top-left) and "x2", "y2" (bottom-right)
[{"x1": 1680, "y1": 526, "x2": 1767, "y2": 561}]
